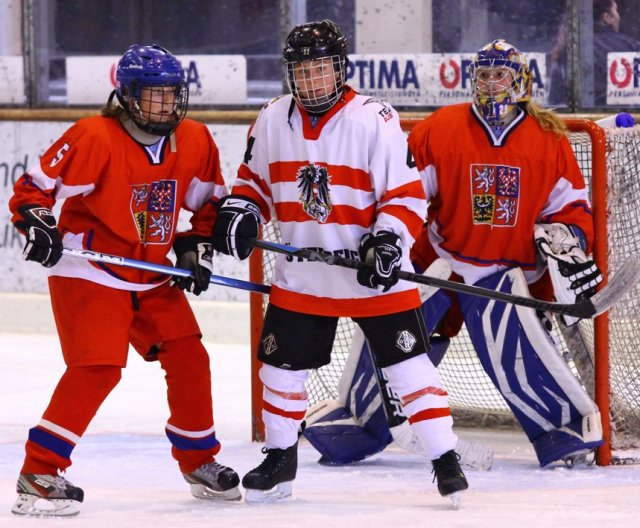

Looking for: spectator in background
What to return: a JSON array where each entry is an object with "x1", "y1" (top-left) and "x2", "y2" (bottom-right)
[
  {"x1": 593, "y1": 0, "x2": 640, "y2": 105},
  {"x1": 548, "y1": 14, "x2": 569, "y2": 106}
]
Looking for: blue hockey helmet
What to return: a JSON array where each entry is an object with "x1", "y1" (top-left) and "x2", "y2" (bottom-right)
[
  {"x1": 115, "y1": 44, "x2": 188, "y2": 136},
  {"x1": 468, "y1": 39, "x2": 532, "y2": 126}
]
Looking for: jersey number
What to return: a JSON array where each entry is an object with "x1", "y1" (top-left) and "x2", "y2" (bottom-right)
[
  {"x1": 50, "y1": 143, "x2": 70, "y2": 167},
  {"x1": 243, "y1": 136, "x2": 256, "y2": 164}
]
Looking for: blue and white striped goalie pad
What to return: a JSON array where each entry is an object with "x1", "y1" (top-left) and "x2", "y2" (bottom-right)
[
  {"x1": 303, "y1": 330, "x2": 392, "y2": 465},
  {"x1": 458, "y1": 268, "x2": 602, "y2": 466}
]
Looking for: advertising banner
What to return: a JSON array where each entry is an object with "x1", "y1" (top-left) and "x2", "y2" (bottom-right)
[
  {"x1": 346, "y1": 52, "x2": 548, "y2": 106},
  {"x1": 606, "y1": 52, "x2": 640, "y2": 105},
  {"x1": 67, "y1": 55, "x2": 247, "y2": 105}
]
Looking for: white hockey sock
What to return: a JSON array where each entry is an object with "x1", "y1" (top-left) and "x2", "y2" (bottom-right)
[
  {"x1": 382, "y1": 355, "x2": 457, "y2": 460},
  {"x1": 260, "y1": 364, "x2": 308, "y2": 449}
]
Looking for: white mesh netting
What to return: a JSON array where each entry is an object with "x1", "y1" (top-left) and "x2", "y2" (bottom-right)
[{"x1": 254, "y1": 122, "x2": 640, "y2": 454}]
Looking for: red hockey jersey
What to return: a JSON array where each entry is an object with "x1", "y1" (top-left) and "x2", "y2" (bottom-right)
[
  {"x1": 408, "y1": 103, "x2": 594, "y2": 286},
  {"x1": 10, "y1": 116, "x2": 226, "y2": 290}
]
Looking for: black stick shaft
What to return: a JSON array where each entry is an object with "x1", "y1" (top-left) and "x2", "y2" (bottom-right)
[{"x1": 253, "y1": 239, "x2": 596, "y2": 318}]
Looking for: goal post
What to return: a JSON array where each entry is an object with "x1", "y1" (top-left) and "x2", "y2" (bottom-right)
[{"x1": 249, "y1": 117, "x2": 639, "y2": 467}]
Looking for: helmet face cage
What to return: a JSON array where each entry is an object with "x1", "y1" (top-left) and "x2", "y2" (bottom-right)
[
  {"x1": 469, "y1": 39, "x2": 532, "y2": 126},
  {"x1": 285, "y1": 55, "x2": 347, "y2": 113},
  {"x1": 283, "y1": 19, "x2": 348, "y2": 113},
  {"x1": 116, "y1": 44, "x2": 189, "y2": 136}
]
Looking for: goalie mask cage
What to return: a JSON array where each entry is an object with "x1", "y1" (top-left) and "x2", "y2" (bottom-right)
[{"x1": 248, "y1": 118, "x2": 640, "y2": 466}]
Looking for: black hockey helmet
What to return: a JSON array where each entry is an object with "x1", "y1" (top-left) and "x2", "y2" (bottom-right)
[
  {"x1": 283, "y1": 19, "x2": 348, "y2": 63},
  {"x1": 283, "y1": 19, "x2": 349, "y2": 113}
]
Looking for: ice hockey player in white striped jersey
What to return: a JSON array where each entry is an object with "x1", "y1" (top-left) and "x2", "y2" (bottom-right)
[{"x1": 213, "y1": 19, "x2": 467, "y2": 508}]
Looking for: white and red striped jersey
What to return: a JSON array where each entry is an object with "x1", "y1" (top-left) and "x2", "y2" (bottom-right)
[
  {"x1": 232, "y1": 86, "x2": 427, "y2": 317},
  {"x1": 409, "y1": 103, "x2": 594, "y2": 286}
]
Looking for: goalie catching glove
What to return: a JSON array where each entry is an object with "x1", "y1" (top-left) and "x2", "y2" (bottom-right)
[
  {"x1": 211, "y1": 195, "x2": 260, "y2": 260},
  {"x1": 16, "y1": 204, "x2": 63, "y2": 268},
  {"x1": 172, "y1": 235, "x2": 214, "y2": 295},
  {"x1": 535, "y1": 223, "x2": 603, "y2": 325},
  {"x1": 357, "y1": 231, "x2": 402, "y2": 292}
]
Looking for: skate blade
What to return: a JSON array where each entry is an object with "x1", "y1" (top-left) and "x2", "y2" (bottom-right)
[
  {"x1": 11, "y1": 494, "x2": 80, "y2": 517},
  {"x1": 189, "y1": 483, "x2": 242, "y2": 502},
  {"x1": 448, "y1": 492, "x2": 462, "y2": 510},
  {"x1": 244, "y1": 481, "x2": 293, "y2": 504}
]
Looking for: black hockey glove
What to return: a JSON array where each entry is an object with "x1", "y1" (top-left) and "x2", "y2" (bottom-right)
[
  {"x1": 172, "y1": 235, "x2": 214, "y2": 296},
  {"x1": 16, "y1": 204, "x2": 63, "y2": 268},
  {"x1": 357, "y1": 231, "x2": 402, "y2": 292},
  {"x1": 212, "y1": 195, "x2": 260, "y2": 260}
]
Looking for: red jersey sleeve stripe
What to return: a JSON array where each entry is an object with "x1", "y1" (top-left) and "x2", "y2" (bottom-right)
[
  {"x1": 377, "y1": 204, "x2": 425, "y2": 237},
  {"x1": 275, "y1": 202, "x2": 376, "y2": 227},
  {"x1": 235, "y1": 185, "x2": 271, "y2": 223},
  {"x1": 238, "y1": 165, "x2": 272, "y2": 200},
  {"x1": 380, "y1": 180, "x2": 426, "y2": 204}
]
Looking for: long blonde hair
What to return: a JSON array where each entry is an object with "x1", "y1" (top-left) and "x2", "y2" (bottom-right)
[{"x1": 523, "y1": 100, "x2": 567, "y2": 137}]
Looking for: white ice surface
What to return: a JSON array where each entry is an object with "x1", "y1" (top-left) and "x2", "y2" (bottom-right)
[{"x1": 2, "y1": 333, "x2": 640, "y2": 527}]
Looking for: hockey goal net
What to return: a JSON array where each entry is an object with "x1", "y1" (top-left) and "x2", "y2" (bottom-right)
[{"x1": 248, "y1": 118, "x2": 640, "y2": 466}]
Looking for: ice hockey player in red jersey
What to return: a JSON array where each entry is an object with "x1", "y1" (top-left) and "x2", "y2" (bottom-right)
[
  {"x1": 212, "y1": 19, "x2": 468, "y2": 507},
  {"x1": 407, "y1": 39, "x2": 605, "y2": 466},
  {"x1": 9, "y1": 44, "x2": 240, "y2": 517}
]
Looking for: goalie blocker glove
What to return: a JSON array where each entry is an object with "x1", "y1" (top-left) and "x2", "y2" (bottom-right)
[
  {"x1": 357, "y1": 231, "x2": 402, "y2": 292},
  {"x1": 172, "y1": 235, "x2": 214, "y2": 295},
  {"x1": 16, "y1": 204, "x2": 63, "y2": 268},
  {"x1": 212, "y1": 195, "x2": 260, "y2": 260},
  {"x1": 534, "y1": 223, "x2": 603, "y2": 325}
]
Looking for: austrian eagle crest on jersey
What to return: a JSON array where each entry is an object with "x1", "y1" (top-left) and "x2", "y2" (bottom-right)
[
  {"x1": 130, "y1": 179, "x2": 177, "y2": 244},
  {"x1": 470, "y1": 163, "x2": 520, "y2": 226},
  {"x1": 296, "y1": 163, "x2": 332, "y2": 223}
]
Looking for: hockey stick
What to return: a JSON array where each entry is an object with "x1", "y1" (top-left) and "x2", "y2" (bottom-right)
[
  {"x1": 61, "y1": 247, "x2": 271, "y2": 295},
  {"x1": 252, "y1": 239, "x2": 640, "y2": 319}
]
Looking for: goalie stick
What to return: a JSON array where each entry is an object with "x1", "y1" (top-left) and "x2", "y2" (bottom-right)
[
  {"x1": 252, "y1": 239, "x2": 640, "y2": 319},
  {"x1": 61, "y1": 247, "x2": 271, "y2": 295}
]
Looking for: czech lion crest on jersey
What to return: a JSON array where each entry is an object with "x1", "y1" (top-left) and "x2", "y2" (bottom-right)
[
  {"x1": 296, "y1": 163, "x2": 332, "y2": 223},
  {"x1": 471, "y1": 163, "x2": 520, "y2": 226},
  {"x1": 130, "y1": 179, "x2": 177, "y2": 243}
]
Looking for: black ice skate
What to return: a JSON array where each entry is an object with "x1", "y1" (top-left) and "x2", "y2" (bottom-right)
[
  {"x1": 431, "y1": 449, "x2": 469, "y2": 509},
  {"x1": 183, "y1": 461, "x2": 241, "y2": 501},
  {"x1": 11, "y1": 473, "x2": 84, "y2": 517},
  {"x1": 242, "y1": 443, "x2": 298, "y2": 504}
]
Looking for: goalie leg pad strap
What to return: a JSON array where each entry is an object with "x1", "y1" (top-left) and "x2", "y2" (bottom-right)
[
  {"x1": 533, "y1": 412, "x2": 604, "y2": 466},
  {"x1": 460, "y1": 269, "x2": 602, "y2": 465}
]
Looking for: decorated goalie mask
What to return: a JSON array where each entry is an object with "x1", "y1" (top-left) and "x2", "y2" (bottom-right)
[
  {"x1": 115, "y1": 44, "x2": 188, "y2": 136},
  {"x1": 283, "y1": 19, "x2": 349, "y2": 114},
  {"x1": 469, "y1": 39, "x2": 532, "y2": 126}
]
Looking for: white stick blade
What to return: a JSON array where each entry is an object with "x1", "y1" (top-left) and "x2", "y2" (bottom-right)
[{"x1": 591, "y1": 257, "x2": 640, "y2": 317}]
